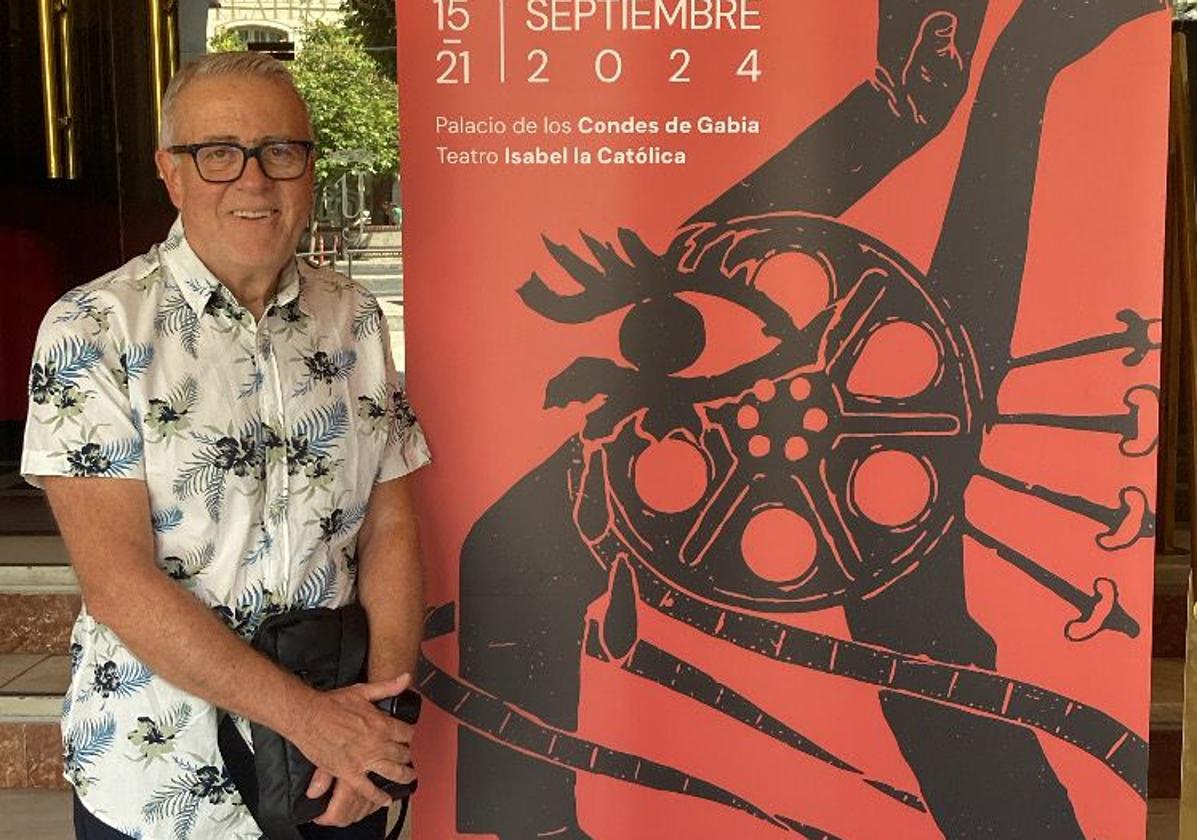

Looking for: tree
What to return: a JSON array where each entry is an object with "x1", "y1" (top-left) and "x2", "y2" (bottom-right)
[
  {"x1": 341, "y1": 0, "x2": 397, "y2": 79},
  {"x1": 208, "y1": 28, "x2": 244, "y2": 53},
  {"x1": 289, "y1": 22, "x2": 399, "y2": 184}
]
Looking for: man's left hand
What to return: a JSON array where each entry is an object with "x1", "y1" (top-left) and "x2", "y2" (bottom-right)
[{"x1": 308, "y1": 770, "x2": 384, "y2": 827}]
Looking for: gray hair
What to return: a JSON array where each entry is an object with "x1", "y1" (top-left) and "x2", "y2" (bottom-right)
[{"x1": 159, "y1": 51, "x2": 311, "y2": 147}]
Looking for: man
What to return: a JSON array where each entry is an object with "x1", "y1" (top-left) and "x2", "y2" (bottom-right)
[{"x1": 22, "y1": 52, "x2": 429, "y2": 840}]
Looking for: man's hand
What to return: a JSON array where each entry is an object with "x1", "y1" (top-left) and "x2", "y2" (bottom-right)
[
  {"x1": 872, "y1": 9, "x2": 972, "y2": 131},
  {"x1": 876, "y1": 0, "x2": 985, "y2": 79},
  {"x1": 291, "y1": 673, "x2": 417, "y2": 816},
  {"x1": 306, "y1": 774, "x2": 384, "y2": 828}
]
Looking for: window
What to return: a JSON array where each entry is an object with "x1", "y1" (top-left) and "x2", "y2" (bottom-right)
[{"x1": 230, "y1": 24, "x2": 289, "y2": 46}]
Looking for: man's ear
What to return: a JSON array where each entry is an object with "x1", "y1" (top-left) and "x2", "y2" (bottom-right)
[{"x1": 155, "y1": 150, "x2": 185, "y2": 210}]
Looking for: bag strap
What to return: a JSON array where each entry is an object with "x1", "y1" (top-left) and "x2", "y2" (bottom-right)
[
  {"x1": 220, "y1": 605, "x2": 412, "y2": 840},
  {"x1": 338, "y1": 605, "x2": 413, "y2": 840},
  {"x1": 220, "y1": 710, "x2": 411, "y2": 840},
  {"x1": 218, "y1": 712, "x2": 306, "y2": 840},
  {"x1": 387, "y1": 798, "x2": 409, "y2": 840}
]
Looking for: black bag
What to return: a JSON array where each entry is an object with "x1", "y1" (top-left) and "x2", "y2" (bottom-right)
[{"x1": 217, "y1": 603, "x2": 420, "y2": 840}]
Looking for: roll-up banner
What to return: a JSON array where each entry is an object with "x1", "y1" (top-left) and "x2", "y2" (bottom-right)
[{"x1": 397, "y1": 2, "x2": 1171, "y2": 837}]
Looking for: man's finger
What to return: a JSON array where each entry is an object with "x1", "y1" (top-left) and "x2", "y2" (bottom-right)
[
  {"x1": 365, "y1": 740, "x2": 412, "y2": 769},
  {"x1": 313, "y1": 783, "x2": 381, "y2": 828},
  {"x1": 379, "y1": 741, "x2": 412, "y2": 767},
  {"x1": 312, "y1": 780, "x2": 351, "y2": 827},
  {"x1": 385, "y1": 718, "x2": 415, "y2": 745},
  {"x1": 306, "y1": 768, "x2": 334, "y2": 799},
  {"x1": 345, "y1": 774, "x2": 392, "y2": 809},
  {"x1": 368, "y1": 758, "x2": 417, "y2": 786}
]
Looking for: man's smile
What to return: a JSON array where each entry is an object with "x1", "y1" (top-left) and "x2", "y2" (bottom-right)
[{"x1": 230, "y1": 209, "x2": 279, "y2": 220}]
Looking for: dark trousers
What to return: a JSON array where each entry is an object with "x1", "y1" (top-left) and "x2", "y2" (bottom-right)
[{"x1": 73, "y1": 794, "x2": 388, "y2": 840}]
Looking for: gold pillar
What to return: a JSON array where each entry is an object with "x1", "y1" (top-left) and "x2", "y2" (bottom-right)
[
  {"x1": 147, "y1": 0, "x2": 179, "y2": 145},
  {"x1": 37, "y1": 0, "x2": 78, "y2": 179}
]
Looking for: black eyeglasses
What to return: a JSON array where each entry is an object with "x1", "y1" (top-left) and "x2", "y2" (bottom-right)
[{"x1": 167, "y1": 140, "x2": 315, "y2": 183}]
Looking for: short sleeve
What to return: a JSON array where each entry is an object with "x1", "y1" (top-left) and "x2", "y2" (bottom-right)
[
  {"x1": 21, "y1": 291, "x2": 146, "y2": 487},
  {"x1": 375, "y1": 319, "x2": 431, "y2": 484}
]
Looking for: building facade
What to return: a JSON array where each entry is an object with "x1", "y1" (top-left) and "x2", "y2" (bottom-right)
[{"x1": 205, "y1": 0, "x2": 345, "y2": 49}]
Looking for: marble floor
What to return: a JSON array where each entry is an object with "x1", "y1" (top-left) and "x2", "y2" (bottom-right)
[
  {"x1": 0, "y1": 790, "x2": 415, "y2": 840},
  {"x1": 1152, "y1": 798, "x2": 1182, "y2": 838},
  {"x1": 0, "y1": 653, "x2": 69, "y2": 696},
  {"x1": 0, "y1": 790, "x2": 70, "y2": 840},
  {"x1": 0, "y1": 790, "x2": 1177, "y2": 839}
]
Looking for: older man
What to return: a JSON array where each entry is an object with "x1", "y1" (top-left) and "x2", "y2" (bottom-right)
[{"x1": 22, "y1": 52, "x2": 428, "y2": 840}]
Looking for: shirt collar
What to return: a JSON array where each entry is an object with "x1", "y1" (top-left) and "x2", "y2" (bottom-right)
[{"x1": 159, "y1": 217, "x2": 308, "y2": 319}]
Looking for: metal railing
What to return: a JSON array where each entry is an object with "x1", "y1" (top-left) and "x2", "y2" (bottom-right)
[{"x1": 296, "y1": 228, "x2": 404, "y2": 304}]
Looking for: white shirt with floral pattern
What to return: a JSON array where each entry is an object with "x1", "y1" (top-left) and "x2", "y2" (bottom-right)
[{"x1": 21, "y1": 220, "x2": 430, "y2": 840}]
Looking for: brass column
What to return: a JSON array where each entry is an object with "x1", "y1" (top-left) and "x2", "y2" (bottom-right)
[
  {"x1": 37, "y1": 0, "x2": 78, "y2": 179},
  {"x1": 147, "y1": 0, "x2": 180, "y2": 144}
]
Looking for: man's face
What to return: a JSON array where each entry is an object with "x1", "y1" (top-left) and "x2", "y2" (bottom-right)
[{"x1": 156, "y1": 75, "x2": 314, "y2": 284}]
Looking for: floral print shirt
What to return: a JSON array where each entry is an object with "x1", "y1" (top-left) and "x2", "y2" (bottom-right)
[{"x1": 21, "y1": 220, "x2": 430, "y2": 839}]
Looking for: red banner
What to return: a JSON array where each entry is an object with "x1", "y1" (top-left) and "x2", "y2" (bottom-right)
[{"x1": 398, "y1": 2, "x2": 1171, "y2": 837}]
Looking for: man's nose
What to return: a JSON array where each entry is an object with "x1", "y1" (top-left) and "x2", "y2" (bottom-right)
[{"x1": 237, "y1": 155, "x2": 271, "y2": 188}]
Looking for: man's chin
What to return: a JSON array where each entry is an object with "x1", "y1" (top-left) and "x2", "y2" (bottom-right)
[{"x1": 226, "y1": 232, "x2": 299, "y2": 263}]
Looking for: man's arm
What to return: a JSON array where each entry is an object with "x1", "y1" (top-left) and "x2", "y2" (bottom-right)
[
  {"x1": 355, "y1": 475, "x2": 424, "y2": 684},
  {"x1": 305, "y1": 474, "x2": 425, "y2": 826},
  {"x1": 43, "y1": 475, "x2": 412, "y2": 808}
]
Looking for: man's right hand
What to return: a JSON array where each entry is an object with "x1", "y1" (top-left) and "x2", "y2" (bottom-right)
[{"x1": 288, "y1": 673, "x2": 417, "y2": 808}]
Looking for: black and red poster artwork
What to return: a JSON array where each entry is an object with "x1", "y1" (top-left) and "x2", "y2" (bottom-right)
[{"x1": 397, "y1": 1, "x2": 1171, "y2": 837}]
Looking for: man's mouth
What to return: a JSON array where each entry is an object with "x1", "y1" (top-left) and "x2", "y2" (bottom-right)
[{"x1": 231, "y1": 209, "x2": 278, "y2": 220}]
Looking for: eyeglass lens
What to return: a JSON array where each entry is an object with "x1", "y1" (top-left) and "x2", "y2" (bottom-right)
[{"x1": 195, "y1": 143, "x2": 309, "y2": 181}]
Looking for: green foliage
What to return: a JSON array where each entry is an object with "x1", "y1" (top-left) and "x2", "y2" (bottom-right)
[
  {"x1": 208, "y1": 29, "x2": 244, "y2": 53},
  {"x1": 341, "y1": 0, "x2": 397, "y2": 79},
  {"x1": 290, "y1": 22, "x2": 398, "y2": 184}
]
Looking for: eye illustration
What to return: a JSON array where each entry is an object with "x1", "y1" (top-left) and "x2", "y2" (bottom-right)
[
  {"x1": 519, "y1": 226, "x2": 840, "y2": 443},
  {"x1": 524, "y1": 214, "x2": 979, "y2": 614}
]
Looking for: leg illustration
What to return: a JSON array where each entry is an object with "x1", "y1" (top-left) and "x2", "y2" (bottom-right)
[
  {"x1": 849, "y1": 2, "x2": 1163, "y2": 835},
  {"x1": 457, "y1": 439, "x2": 608, "y2": 839},
  {"x1": 845, "y1": 547, "x2": 1085, "y2": 838},
  {"x1": 694, "y1": 1, "x2": 988, "y2": 222},
  {"x1": 926, "y1": 0, "x2": 1166, "y2": 396}
]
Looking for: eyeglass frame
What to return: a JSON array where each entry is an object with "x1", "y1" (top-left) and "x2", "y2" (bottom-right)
[{"x1": 165, "y1": 140, "x2": 316, "y2": 183}]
